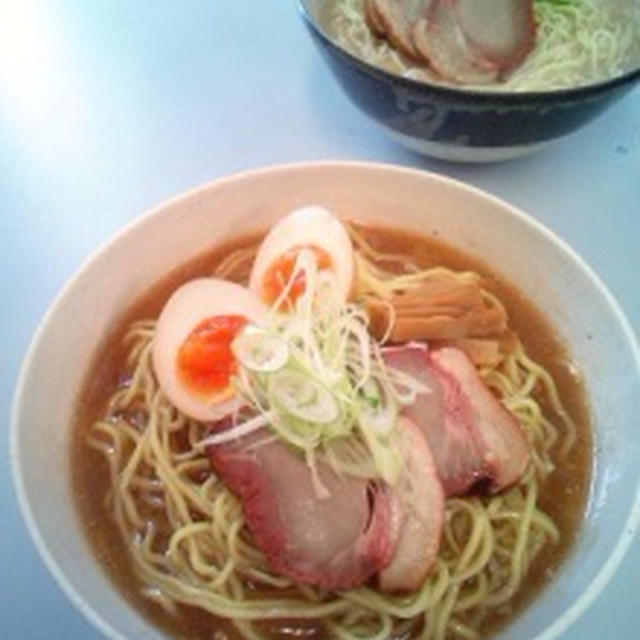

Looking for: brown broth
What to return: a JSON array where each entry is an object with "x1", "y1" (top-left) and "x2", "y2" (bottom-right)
[{"x1": 71, "y1": 225, "x2": 592, "y2": 640}]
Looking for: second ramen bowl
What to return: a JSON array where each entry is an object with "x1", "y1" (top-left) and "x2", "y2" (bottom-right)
[{"x1": 299, "y1": 0, "x2": 640, "y2": 162}]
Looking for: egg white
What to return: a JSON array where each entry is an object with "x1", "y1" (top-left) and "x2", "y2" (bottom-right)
[
  {"x1": 152, "y1": 278, "x2": 267, "y2": 422},
  {"x1": 249, "y1": 206, "x2": 354, "y2": 305}
]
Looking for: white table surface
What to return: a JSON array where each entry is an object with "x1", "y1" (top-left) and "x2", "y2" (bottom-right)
[{"x1": 1, "y1": 1, "x2": 638, "y2": 638}]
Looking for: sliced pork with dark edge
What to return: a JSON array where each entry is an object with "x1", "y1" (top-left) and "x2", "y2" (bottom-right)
[
  {"x1": 365, "y1": 0, "x2": 387, "y2": 37},
  {"x1": 370, "y1": 0, "x2": 428, "y2": 60},
  {"x1": 383, "y1": 343, "x2": 485, "y2": 494},
  {"x1": 209, "y1": 433, "x2": 396, "y2": 590},
  {"x1": 412, "y1": 2, "x2": 500, "y2": 85},
  {"x1": 383, "y1": 343, "x2": 530, "y2": 495},
  {"x1": 454, "y1": 0, "x2": 536, "y2": 72},
  {"x1": 370, "y1": 0, "x2": 536, "y2": 85},
  {"x1": 431, "y1": 347, "x2": 530, "y2": 491},
  {"x1": 379, "y1": 416, "x2": 444, "y2": 592}
]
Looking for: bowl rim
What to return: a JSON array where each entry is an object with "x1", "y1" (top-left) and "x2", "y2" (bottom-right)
[
  {"x1": 297, "y1": 0, "x2": 640, "y2": 102},
  {"x1": 10, "y1": 160, "x2": 640, "y2": 640}
]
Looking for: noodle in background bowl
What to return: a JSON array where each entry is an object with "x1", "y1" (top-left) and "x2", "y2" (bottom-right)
[
  {"x1": 298, "y1": 0, "x2": 640, "y2": 162},
  {"x1": 10, "y1": 162, "x2": 640, "y2": 640}
]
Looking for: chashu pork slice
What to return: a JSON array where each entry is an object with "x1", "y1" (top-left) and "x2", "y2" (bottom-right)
[
  {"x1": 412, "y1": 0, "x2": 535, "y2": 84},
  {"x1": 412, "y1": 1, "x2": 499, "y2": 85},
  {"x1": 365, "y1": 0, "x2": 387, "y2": 37},
  {"x1": 383, "y1": 343, "x2": 529, "y2": 495},
  {"x1": 379, "y1": 416, "x2": 444, "y2": 592},
  {"x1": 366, "y1": 0, "x2": 535, "y2": 85},
  {"x1": 209, "y1": 432, "x2": 395, "y2": 591},
  {"x1": 453, "y1": 0, "x2": 536, "y2": 72},
  {"x1": 369, "y1": 0, "x2": 431, "y2": 60},
  {"x1": 383, "y1": 343, "x2": 485, "y2": 494},
  {"x1": 430, "y1": 346, "x2": 530, "y2": 491}
]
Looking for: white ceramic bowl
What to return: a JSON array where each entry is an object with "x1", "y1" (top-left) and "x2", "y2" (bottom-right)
[{"x1": 11, "y1": 162, "x2": 640, "y2": 640}]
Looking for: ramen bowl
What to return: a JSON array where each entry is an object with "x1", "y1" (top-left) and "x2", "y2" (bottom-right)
[
  {"x1": 11, "y1": 162, "x2": 640, "y2": 640},
  {"x1": 298, "y1": 0, "x2": 640, "y2": 162}
]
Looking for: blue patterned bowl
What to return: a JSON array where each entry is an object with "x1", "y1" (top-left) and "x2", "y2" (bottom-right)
[{"x1": 299, "y1": 0, "x2": 640, "y2": 162}]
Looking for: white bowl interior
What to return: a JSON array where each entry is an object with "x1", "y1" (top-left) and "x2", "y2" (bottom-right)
[{"x1": 11, "y1": 162, "x2": 640, "y2": 640}]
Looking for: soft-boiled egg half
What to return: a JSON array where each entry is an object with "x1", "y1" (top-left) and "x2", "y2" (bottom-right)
[
  {"x1": 249, "y1": 206, "x2": 354, "y2": 308},
  {"x1": 152, "y1": 278, "x2": 267, "y2": 422}
]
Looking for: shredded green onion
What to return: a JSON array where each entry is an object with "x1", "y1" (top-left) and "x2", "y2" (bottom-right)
[
  {"x1": 226, "y1": 248, "x2": 428, "y2": 487},
  {"x1": 270, "y1": 369, "x2": 339, "y2": 425},
  {"x1": 233, "y1": 326, "x2": 289, "y2": 373},
  {"x1": 536, "y1": 0, "x2": 579, "y2": 6}
]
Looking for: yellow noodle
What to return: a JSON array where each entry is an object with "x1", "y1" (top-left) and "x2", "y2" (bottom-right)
[{"x1": 214, "y1": 245, "x2": 257, "y2": 281}]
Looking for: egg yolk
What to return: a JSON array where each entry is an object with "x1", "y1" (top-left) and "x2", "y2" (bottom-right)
[
  {"x1": 262, "y1": 245, "x2": 332, "y2": 306},
  {"x1": 177, "y1": 315, "x2": 247, "y2": 395}
]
